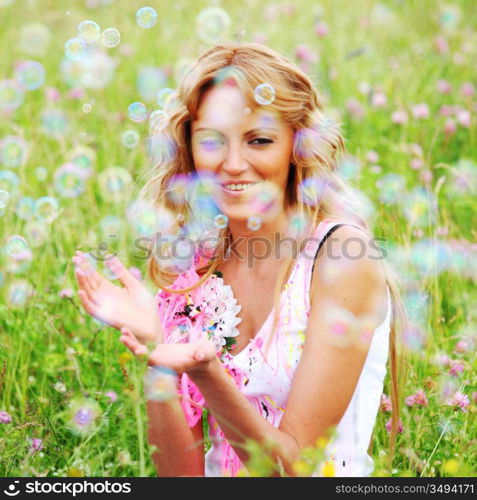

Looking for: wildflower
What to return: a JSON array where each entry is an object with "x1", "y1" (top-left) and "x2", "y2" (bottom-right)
[
  {"x1": 460, "y1": 82, "x2": 475, "y2": 97},
  {"x1": 31, "y1": 438, "x2": 43, "y2": 452},
  {"x1": 104, "y1": 391, "x2": 118, "y2": 403},
  {"x1": 436, "y1": 79, "x2": 452, "y2": 94},
  {"x1": 322, "y1": 461, "x2": 335, "y2": 477},
  {"x1": 314, "y1": 21, "x2": 328, "y2": 37},
  {"x1": 44, "y1": 86, "x2": 60, "y2": 101},
  {"x1": 385, "y1": 418, "x2": 404, "y2": 434},
  {"x1": 365, "y1": 150, "x2": 379, "y2": 163},
  {"x1": 443, "y1": 458, "x2": 460, "y2": 475},
  {"x1": 371, "y1": 92, "x2": 387, "y2": 108},
  {"x1": 66, "y1": 398, "x2": 101, "y2": 436},
  {"x1": 454, "y1": 340, "x2": 469, "y2": 354},
  {"x1": 295, "y1": 44, "x2": 317, "y2": 63},
  {"x1": 456, "y1": 109, "x2": 471, "y2": 128},
  {"x1": 0, "y1": 411, "x2": 12, "y2": 423},
  {"x1": 346, "y1": 99, "x2": 365, "y2": 120},
  {"x1": 405, "y1": 389, "x2": 428, "y2": 407},
  {"x1": 446, "y1": 391, "x2": 470, "y2": 412},
  {"x1": 380, "y1": 394, "x2": 392, "y2": 412},
  {"x1": 67, "y1": 467, "x2": 84, "y2": 477},
  {"x1": 444, "y1": 118, "x2": 457, "y2": 135},
  {"x1": 410, "y1": 158, "x2": 423, "y2": 170},
  {"x1": 53, "y1": 381, "x2": 67, "y2": 393},
  {"x1": 391, "y1": 110, "x2": 408, "y2": 124},
  {"x1": 436, "y1": 354, "x2": 451, "y2": 367},
  {"x1": 59, "y1": 288, "x2": 73, "y2": 298},
  {"x1": 412, "y1": 103, "x2": 430, "y2": 119},
  {"x1": 448, "y1": 359, "x2": 464, "y2": 376},
  {"x1": 118, "y1": 352, "x2": 132, "y2": 366}
]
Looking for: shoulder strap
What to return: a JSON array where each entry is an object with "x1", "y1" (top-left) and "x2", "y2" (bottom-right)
[{"x1": 310, "y1": 223, "x2": 347, "y2": 276}]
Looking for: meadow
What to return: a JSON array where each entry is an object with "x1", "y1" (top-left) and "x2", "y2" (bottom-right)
[{"x1": 0, "y1": 0, "x2": 476, "y2": 477}]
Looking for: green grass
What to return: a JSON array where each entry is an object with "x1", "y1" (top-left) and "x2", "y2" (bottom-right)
[{"x1": 0, "y1": 0, "x2": 476, "y2": 477}]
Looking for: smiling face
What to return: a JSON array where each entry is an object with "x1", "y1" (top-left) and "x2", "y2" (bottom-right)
[{"x1": 190, "y1": 82, "x2": 295, "y2": 221}]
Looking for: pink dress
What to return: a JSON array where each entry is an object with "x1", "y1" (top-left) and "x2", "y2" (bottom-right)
[{"x1": 156, "y1": 218, "x2": 392, "y2": 477}]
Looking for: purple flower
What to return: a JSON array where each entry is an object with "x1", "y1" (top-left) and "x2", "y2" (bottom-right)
[
  {"x1": 412, "y1": 103, "x2": 430, "y2": 119},
  {"x1": 454, "y1": 340, "x2": 469, "y2": 354},
  {"x1": 0, "y1": 411, "x2": 12, "y2": 423},
  {"x1": 371, "y1": 92, "x2": 387, "y2": 108},
  {"x1": 295, "y1": 44, "x2": 317, "y2": 63},
  {"x1": 460, "y1": 82, "x2": 475, "y2": 97},
  {"x1": 449, "y1": 360, "x2": 464, "y2": 376},
  {"x1": 391, "y1": 110, "x2": 408, "y2": 124},
  {"x1": 385, "y1": 418, "x2": 404, "y2": 433},
  {"x1": 380, "y1": 394, "x2": 392, "y2": 412},
  {"x1": 314, "y1": 21, "x2": 328, "y2": 37},
  {"x1": 436, "y1": 79, "x2": 452, "y2": 94},
  {"x1": 31, "y1": 438, "x2": 43, "y2": 452},
  {"x1": 447, "y1": 391, "x2": 470, "y2": 412},
  {"x1": 105, "y1": 391, "x2": 118, "y2": 403},
  {"x1": 59, "y1": 288, "x2": 73, "y2": 298},
  {"x1": 405, "y1": 389, "x2": 428, "y2": 407}
]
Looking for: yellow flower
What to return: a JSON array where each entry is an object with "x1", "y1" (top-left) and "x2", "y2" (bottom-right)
[
  {"x1": 315, "y1": 436, "x2": 328, "y2": 449},
  {"x1": 293, "y1": 460, "x2": 312, "y2": 476},
  {"x1": 443, "y1": 459, "x2": 459, "y2": 475},
  {"x1": 322, "y1": 461, "x2": 335, "y2": 477},
  {"x1": 118, "y1": 352, "x2": 132, "y2": 366},
  {"x1": 67, "y1": 467, "x2": 83, "y2": 477}
]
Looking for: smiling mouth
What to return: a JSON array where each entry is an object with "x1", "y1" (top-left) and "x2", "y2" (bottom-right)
[{"x1": 221, "y1": 182, "x2": 263, "y2": 192}]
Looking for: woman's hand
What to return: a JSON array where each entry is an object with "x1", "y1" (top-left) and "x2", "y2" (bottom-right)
[
  {"x1": 119, "y1": 327, "x2": 217, "y2": 378},
  {"x1": 72, "y1": 251, "x2": 163, "y2": 344}
]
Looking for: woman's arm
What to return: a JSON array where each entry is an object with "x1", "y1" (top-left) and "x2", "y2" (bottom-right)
[
  {"x1": 146, "y1": 396, "x2": 205, "y2": 477},
  {"x1": 189, "y1": 226, "x2": 388, "y2": 476}
]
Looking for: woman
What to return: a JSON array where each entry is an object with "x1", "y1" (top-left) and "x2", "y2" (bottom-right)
[{"x1": 73, "y1": 42, "x2": 407, "y2": 477}]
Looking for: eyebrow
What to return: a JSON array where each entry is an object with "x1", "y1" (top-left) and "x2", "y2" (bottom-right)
[{"x1": 193, "y1": 127, "x2": 279, "y2": 134}]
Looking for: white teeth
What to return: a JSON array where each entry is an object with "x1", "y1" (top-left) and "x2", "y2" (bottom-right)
[{"x1": 223, "y1": 182, "x2": 259, "y2": 191}]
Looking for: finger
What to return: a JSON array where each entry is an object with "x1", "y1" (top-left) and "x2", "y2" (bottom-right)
[
  {"x1": 106, "y1": 257, "x2": 138, "y2": 290},
  {"x1": 78, "y1": 289, "x2": 100, "y2": 318},
  {"x1": 74, "y1": 266, "x2": 97, "y2": 304},
  {"x1": 77, "y1": 252, "x2": 102, "y2": 289}
]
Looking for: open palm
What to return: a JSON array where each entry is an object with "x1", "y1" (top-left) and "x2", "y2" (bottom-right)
[{"x1": 72, "y1": 251, "x2": 162, "y2": 344}]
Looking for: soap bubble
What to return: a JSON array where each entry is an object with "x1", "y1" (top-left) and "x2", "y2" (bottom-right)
[
  {"x1": 100, "y1": 214, "x2": 122, "y2": 235},
  {"x1": 401, "y1": 187, "x2": 438, "y2": 227},
  {"x1": 0, "y1": 189, "x2": 10, "y2": 209},
  {"x1": 41, "y1": 108, "x2": 69, "y2": 137},
  {"x1": 7, "y1": 279, "x2": 33, "y2": 307},
  {"x1": 127, "y1": 200, "x2": 175, "y2": 236},
  {"x1": 19, "y1": 23, "x2": 51, "y2": 56},
  {"x1": 24, "y1": 220, "x2": 49, "y2": 247},
  {"x1": 165, "y1": 174, "x2": 190, "y2": 207},
  {"x1": 69, "y1": 146, "x2": 96, "y2": 179},
  {"x1": 15, "y1": 196, "x2": 35, "y2": 220},
  {"x1": 102, "y1": 28, "x2": 120, "y2": 48},
  {"x1": 136, "y1": 7, "x2": 158, "y2": 29},
  {"x1": 137, "y1": 66, "x2": 167, "y2": 101},
  {"x1": 214, "y1": 214, "x2": 228, "y2": 229},
  {"x1": 376, "y1": 173, "x2": 407, "y2": 205},
  {"x1": 157, "y1": 88, "x2": 180, "y2": 112},
  {"x1": 254, "y1": 83, "x2": 276, "y2": 105},
  {"x1": 54, "y1": 163, "x2": 86, "y2": 198},
  {"x1": 197, "y1": 7, "x2": 231, "y2": 44},
  {"x1": 65, "y1": 38, "x2": 87, "y2": 61},
  {"x1": 4, "y1": 235, "x2": 29, "y2": 259},
  {"x1": 121, "y1": 129, "x2": 140, "y2": 149},
  {"x1": 149, "y1": 109, "x2": 169, "y2": 133},
  {"x1": 0, "y1": 170, "x2": 20, "y2": 193},
  {"x1": 34, "y1": 196, "x2": 60, "y2": 223},
  {"x1": 0, "y1": 135, "x2": 28, "y2": 168},
  {"x1": 298, "y1": 177, "x2": 328, "y2": 206},
  {"x1": 247, "y1": 216, "x2": 262, "y2": 231},
  {"x1": 0, "y1": 79, "x2": 24, "y2": 112},
  {"x1": 78, "y1": 20, "x2": 101, "y2": 44},
  {"x1": 14, "y1": 60, "x2": 45, "y2": 91},
  {"x1": 97, "y1": 166, "x2": 132, "y2": 202},
  {"x1": 128, "y1": 102, "x2": 147, "y2": 122}
]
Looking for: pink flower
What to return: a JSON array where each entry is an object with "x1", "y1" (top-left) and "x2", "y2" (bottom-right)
[
  {"x1": 105, "y1": 391, "x2": 118, "y2": 403},
  {"x1": 436, "y1": 226, "x2": 449, "y2": 236},
  {"x1": 69, "y1": 88, "x2": 85, "y2": 100},
  {"x1": 380, "y1": 393, "x2": 392, "y2": 412},
  {"x1": 391, "y1": 110, "x2": 408, "y2": 124},
  {"x1": 371, "y1": 92, "x2": 387, "y2": 108},
  {"x1": 454, "y1": 340, "x2": 469, "y2": 354},
  {"x1": 346, "y1": 99, "x2": 365, "y2": 120},
  {"x1": 253, "y1": 32, "x2": 268, "y2": 44},
  {"x1": 385, "y1": 418, "x2": 404, "y2": 433},
  {"x1": 460, "y1": 82, "x2": 475, "y2": 97},
  {"x1": 447, "y1": 391, "x2": 470, "y2": 412},
  {"x1": 366, "y1": 150, "x2": 379, "y2": 163},
  {"x1": 437, "y1": 79, "x2": 452, "y2": 94},
  {"x1": 434, "y1": 35, "x2": 449, "y2": 54},
  {"x1": 128, "y1": 266, "x2": 142, "y2": 281},
  {"x1": 412, "y1": 103, "x2": 430, "y2": 119},
  {"x1": 420, "y1": 169, "x2": 433, "y2": 184},
  {"x1": 472, "y1": 392, "x2": 477, "y2": 404},
  {"x1": 456, "y1": 110, "x2": 471, "y2": 128},
  {"x1": 314, "y1": 21, "x2": 328, "y2": 37},
  {"x1": 410, "y1": 158, "x2": 423, "y2": 170},
  {"x1": 295, "y1": 44, "x2": 317, "y2": 63},
  {"x1": 439, "y1": 105, "x2": 456, "y2": 117},
  {"x1": 405, "y1": 389, "x2": 428, "y2": 407},
  {"x1": 444, "y1": 118, "x2": 457, "y2": 135},
  {"x1": 59, "y1": 288, "x2": 73, "y2": 298},
  {"x1": 0, "y1": 411, "x2": 12, "y2": 423},
  {"x1": 449, "y1": 359, "x2": 464, "y2": 376},
  {"x1": 437, "y1": 354, "x2": 451, "y2": 366},
  {"x1": 45, "y1": 86, "x2": 60, "y2": 101},
  {"x1": 31, "y1": 438, "x2": 43, "y2": 452}
]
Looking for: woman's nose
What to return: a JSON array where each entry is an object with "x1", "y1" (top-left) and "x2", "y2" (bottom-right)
[{"x1": 222, "y1": 144, "x2": 248, "y2": 174}]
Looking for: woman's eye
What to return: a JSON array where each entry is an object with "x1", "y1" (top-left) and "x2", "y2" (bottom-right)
[
  {"x1": 200, "y1": 139, "x2": 223, "y2": 150},
  {"x1": 250, "y1": 138, "x2": 273, "y2": 145}
]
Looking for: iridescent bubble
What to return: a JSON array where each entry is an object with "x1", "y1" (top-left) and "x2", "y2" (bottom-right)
[
  {"x1": 102, "y1": 28, "x2": 120, "y2": 48},
  {"x1": 0, "y1": 170, "x2": 20, "y2": 193},
  {"x1": 0, "y1": 189, "x2": 10, "y2": 209},
  {"x1": 146, "y1": 133, "x2": 178, "y2": 164},
  {"x1": 82, "y1": 103, "x2": 92, "y2": 113},
  {"x1": 0, "y1": 135, "x2": 28, "y2": 168},
  {"x1": 54, "y1": 163, "x2": 86, "y2": 198},
  {"x1": 376, "y1": 173, "x2": 407, "y2": 204},
  {"x1": 7, "y1": 279, "x2": 33, "y2": 307},
  {"x1": 78, "y1": 20, "x2": 101, "y2": 44},
  {"x1": 121, "y1": 129, "x2": 140, "y2": 149},
  {"x1": 14, "y1": 60, "x2": 45, "y2": 91},
  {"x1": 35, "y1": 166, "x2": 48, "y2": 181},
  {"x1": 247, "y1": 181, "x2": 281, "y2": 217},
  {"x1": 440, "y1": 4, "x2": 461, "y2": 31},
  {"x1": 0, "y1": 79, "x2": 24, "y2": 112},
  {"x1": 66, "y1": 398, "x2": 100, "y2": 436},
  {"x1": 100, "y1": 214, "x2": 122, "y2": 235},
  {"x1": 69, "y1": 146, "x2": 96, "y2": 179},
  {"x1": 136, "y1": 6, "x2": 158, "y2": 29},
  {"x1": 97, "y1": 166, "x2": 132, "y2": 202},
  {"x1": 6, "y1": 246, "x2": 33, "y2": 274},
  {"x1": 4, "y1": 235, "x2": 29, "y2": 259},
  {"x1": 157, "y1": 88, "x2": 180, "y2": 112},
  {"x1": 294, "y1": 127, "x2": 320, "y2": 160},
  {"x1": 65, "y1": 37, "x2": 87, "y2": 61},
  {"x1": 34, "y1": 196, "x2": 60, "y2": 223},
  {"x1": 19, "y1": 23, "x2": 51, "y2": 56},
  {"x1": 128, "y1": 102, "x2": 147, "y2": 123},
  {"x1": 411, "y1": 238, "x2": 452, "y2": 277},
  {"x1": 165, "y1": 174, "x2": 190, "y2": 207},
  {"x1": 149, "y1": 109, "x2": 169, "y2": 134},
  {"x1": 447, "y1": 159, "x2": 477, "y2": 197},
  {"x1": 337, "y1": 155, "x2": 361, "y2": 180},
  {"x1": 127, "y1": 200, "x2": 175, "y2": 236},
  {"x1": 298, "y1": 177, "x2": 328, "y2": 206},
  {"x1": 41, "y1": 108, "x2": 69, "y2": 137},
  {"x1": 24, "y1": 220, "x2": 49, "y2": 247},
  {"x1": 401, "y1": 187, "x2": 437, "y2": 227},
  {"x1": 15, "y1": 196, "x2": 35, "y2": 220},
  {"x1": 196, "y1": 7, "x2": 231, "y2": 44},
  {"x1": 254, "y1": 83, "x2": 276, "y2": 105},
  {"x1": 214, "y1": 214, "x2": 228, "y2": 229},
  {"x1": 247, "y1": 216, "x2": 262, "y2": 231},
  {"x1": 137, "y1": 66, "x2": 167, "y2": 102}
]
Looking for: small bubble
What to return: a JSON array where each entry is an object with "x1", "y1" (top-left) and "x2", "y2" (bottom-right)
[
  {"x1": 136, "y1": 6, "x2": 158, "y2": 29},
  {"x1": 214, "y1": 214, "x2": 228, "y2": 229},
  {"x1": 65, "y1": 38, "x2": 87, "y2": 61},
  {"x1": 102, "y1": 27, "x2": 120, "y2": 48},
  {"x1": 78, "y1": 20, "x2": 101, "y2": 44},
  {"x1": 247, "y1": 216, "x2": 262, "y2": 231},
  {"x1": 254, "y1": 83, "x2": 276, "y2": 105},
  {"x1": 128, "y1": 102, "x2": 147, "y2": 122}
]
